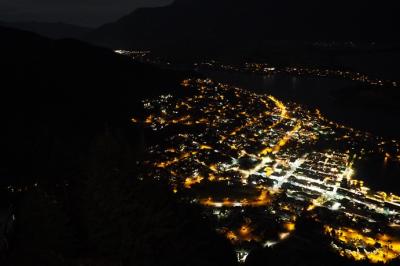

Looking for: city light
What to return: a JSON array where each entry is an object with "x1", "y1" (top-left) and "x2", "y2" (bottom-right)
[{"x1": 133, "y1": 78, "x2": 400, "y2": 264}]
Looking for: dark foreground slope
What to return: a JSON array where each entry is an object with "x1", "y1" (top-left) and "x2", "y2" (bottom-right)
[
  {"x1": 0, "y1": 25, "x2": 184, "y2": 182},
  {"x1": 0, "y1": 26, "x2": 237, "y2": 266},
  {"x1": 0, "y1": 26, "x2": 397, "y2": 266}
]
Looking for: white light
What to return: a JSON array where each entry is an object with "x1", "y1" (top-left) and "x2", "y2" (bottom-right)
[
  {"x1": 236, "y1": 249, "x2": 249, "y2": 263},
  {"x1": 264, "y1": 240, "x2": 278, "y2": 247},
  {"x1": 331, "y1": 202, "x2": 341, "y2": 211}
]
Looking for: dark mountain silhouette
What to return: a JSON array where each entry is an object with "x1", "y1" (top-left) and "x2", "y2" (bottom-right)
[
  {"x1": 0, "y1": 25, "x2": 185, "y2": 182},
  {"x1": 0, "y1": 25, "x2": 238, "y2": 266},
  {"x1": 85, "y1": 0, "x2": 399, "y2": 57},
  {"x1": 0, "y1": 21, "x2": 91, "y2": 39}
]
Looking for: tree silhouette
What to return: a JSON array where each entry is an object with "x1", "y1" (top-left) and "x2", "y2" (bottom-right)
[
  {"x1": 6, "y1": 188, "x2": 76, "y2": 266},
  {"x1": 82, "y1": 129, "x2": 237, "y2": 266}
]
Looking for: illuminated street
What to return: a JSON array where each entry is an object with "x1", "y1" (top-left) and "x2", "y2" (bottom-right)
[
  {"x1": 2, "y1": 2, "x2": 400, "y2": 265},
  {"x1": 133, "y1": 78, "x2": 400, "y2": 264}
]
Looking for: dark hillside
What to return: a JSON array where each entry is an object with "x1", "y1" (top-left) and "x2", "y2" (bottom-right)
[{"x1": 0, "y1": 25, "x2": 184, "y2": 183}]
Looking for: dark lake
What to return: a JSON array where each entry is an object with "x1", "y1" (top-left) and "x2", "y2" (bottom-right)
[{"x1": 200, "y1": 69, "x2": 400, "y2": 137}]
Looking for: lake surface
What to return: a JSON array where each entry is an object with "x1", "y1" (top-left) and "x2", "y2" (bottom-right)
[
  {"x1": 200, "y1": 70, "x2": 352, "y2": 109},
  {"x1": 200, "y1": 69, "x2": 400, "y2": 137}
]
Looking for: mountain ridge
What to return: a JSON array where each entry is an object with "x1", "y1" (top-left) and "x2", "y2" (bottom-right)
[
  {"x1": 0, "y1": 21, "x2": 92, "y2": 39},
  {"x1": 0, "y1": 25, "x2": 185, "y2": 179},
  {"x1": 85, "y1": 0, "x2": 399, "y2": 54}
]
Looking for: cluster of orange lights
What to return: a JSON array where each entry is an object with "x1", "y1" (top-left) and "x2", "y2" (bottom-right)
[{"x1": 324, "y1": 226, "x2": 400, "y2": 264}]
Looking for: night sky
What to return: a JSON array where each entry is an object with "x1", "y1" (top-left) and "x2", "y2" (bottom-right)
[{"x1": 0, "y1": 0, "x2": 173, "y2": 27}]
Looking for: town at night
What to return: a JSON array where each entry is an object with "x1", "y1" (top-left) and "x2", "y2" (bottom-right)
[
  {"x1": 133, "y1": 78, "x2": 400, "y2": 264},
  {"x1": 1, "y1": 1, "x2": 400, "y2": 266}
]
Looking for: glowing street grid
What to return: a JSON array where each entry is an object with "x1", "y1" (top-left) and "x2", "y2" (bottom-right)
[{"x1": 133, "y1": 79, "x2": 400, "y2": 264}]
